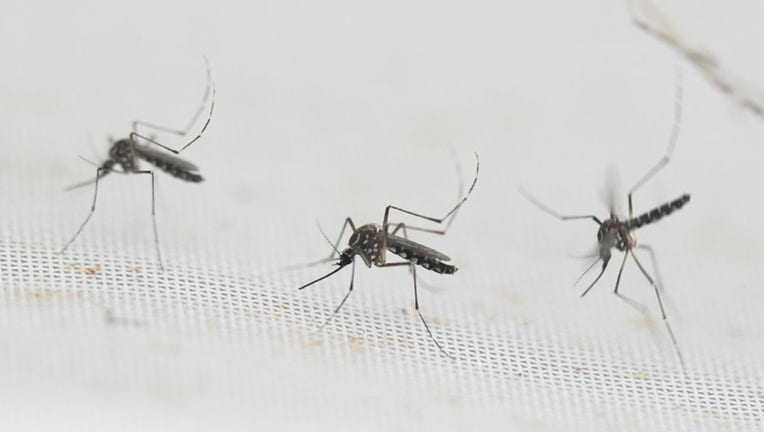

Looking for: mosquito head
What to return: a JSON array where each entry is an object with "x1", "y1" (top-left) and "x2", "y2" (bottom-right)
[
  {"x1": 596, "y1": 217, "x2": 630, "y2": 256},
  {"x1": 297, "y1": 248, "x2": 355, "y2": 291},
  {"x1": 337, "y1": 248, "x2": 355, "y2": 267},
  {"x1": 597, "y1": 219, "x2": 618, "y2": 258}
]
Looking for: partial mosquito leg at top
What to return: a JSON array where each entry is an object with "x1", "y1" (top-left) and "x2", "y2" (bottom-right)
[
  {"x1": 611, "y1": 249, "x2": 649, "y2": 314},
  {"x1": 382, "y1": 153, "x2": 479, "y2": 233},
  {"x1": 130, "y1": 58, "x2": 216, "y2": 155},
  {"x1": 61, "y1": 165, "x2": 117, "y2": 254},
  {"x1": 314, "y1": 259, "x2": 356, "y2": 333},
  {"x1": 134, "y1": 170, "x2": 164, "y2": 272},
  {"x1": 132, "y1": 62, "x2": 212, "y2": 136},
  {"x1": 628, "y1": 72, "x2": 684, "y2": 228},
  {"x1": 630, "y1": 249, "x2": 687, "y2": 373}
]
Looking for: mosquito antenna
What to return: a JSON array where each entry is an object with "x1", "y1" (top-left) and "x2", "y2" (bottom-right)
[
  {"x1": 64, "y1": 156, "x2": 118, "y2": 191},
  {"x1": 78, "y1": 155, "x2": 100, "y2": 168},
  {"x1": 518, "y1": 186, "x2": 603, "y2": 225},
  {"x1": 297, "y1": 265, "x2": 348, "y2": 291},
  {"x1": 65, "y1": 178, "x2": 100, "y2": 192},
  {"x1": 279, "y1": 221, "x2": 345, "y2": 271},
  {"x1": 316, "y1": 219, "x2": 342, "y2": 256}
]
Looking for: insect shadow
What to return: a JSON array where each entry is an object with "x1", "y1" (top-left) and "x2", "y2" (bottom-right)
[
  {"x1": 61, "y1": 58, "x2": 216, "y2": 271},
  {"x1": 297, "y1": 154, "x2": 480, "y2": 359},
  {"x1": 520, "y1": 79, "x2": 691, "y2": 373}
]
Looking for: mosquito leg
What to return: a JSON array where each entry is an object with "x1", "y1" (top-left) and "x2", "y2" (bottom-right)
[
  {"x1": 410, "y1": 263, "x2": 454, "y2": 359},
  {"x1": 135, "y1": 170, "x2": 164, "y2": 271},
  {"x1": 382, "y1": 153, "x2": 479, "y2": 233},
  {"x1": 314, "y1": 259, "x2": 356, "y2": 333},
  {"x1": 61, "y1": 166, "x2": 114, "y2": 254},
  {"x1": 635, "y1": 244, "x2": 665, "y2": 292},
  {"x1": 630, "y1": 249, "x2": 687, "y2": 374},
  {"x1": 130, "y1": 58, "x2": 215, "y2": 154},
  {"x1": 611, "y1": 249, "x2": 649, "y2": 315},
  {"x1": 389, "y1": 222, "x2": 408, "y2": 237},
  {"x1": 388, "y1": 222, "x2": 455, "y2": 236},
  {"x1": 518, "y1": 187, "x2": 603, "y2": 226},
  {"x1": 628, "y1": 72, "x2": 683, "y2": 234},
  {"x1": 379, "y1": 261, "x2": 455, "y2": 359}
]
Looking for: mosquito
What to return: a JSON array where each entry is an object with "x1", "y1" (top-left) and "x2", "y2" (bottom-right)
[
  {"x1": 628, "y1": 0, "x2": 764, "y2": 118},
  {"x1": 60, "y1": 58, "x2": 216, "y2": 271},
  {"x1": 297, "y1": 154, "x2": 480, "y2": 359},
  {"x1": 521, "y1": 79, "x2": 690, "y2": 372}
]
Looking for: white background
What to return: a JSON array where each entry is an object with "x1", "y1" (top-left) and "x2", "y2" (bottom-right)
[{"x1": 1, "y1": 0, "x2": 763, "y2": 430}]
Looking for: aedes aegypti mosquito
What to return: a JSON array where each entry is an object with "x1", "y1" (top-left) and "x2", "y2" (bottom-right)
[
  {"x1": 297, "y1": 154, "x2": 480, "y2": 359},
  {"x1": 521, "y1": 80, "x2": 690, "y2": 371},
  {"x1": 61, "y1": 58, "x2": 215, "y2": 271}
]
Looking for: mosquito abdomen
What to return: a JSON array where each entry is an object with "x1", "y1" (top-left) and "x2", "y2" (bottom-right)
[
  {"x1": 142, "y1": 155, "x2": 204, "y2": 182},
  {"x1": 629, "y1": 193, "x2": 690, "y2": 229},
  {"x1": 388, "y1": 246, "x2": 457, "y2": 274}
]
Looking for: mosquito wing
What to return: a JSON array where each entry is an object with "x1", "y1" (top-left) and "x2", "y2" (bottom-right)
[
  {"x1": 133, "y1": 144, "x2": 200, "y2": 172},
  {"x1": 386, "y1": 234, "x2": 452, "y2": 261},
  {"x1": 600, "y1": 165, "x2": 622, "y2": 218}
]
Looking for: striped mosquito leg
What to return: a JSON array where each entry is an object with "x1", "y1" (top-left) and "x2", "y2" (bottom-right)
[
  {"x1": 630, "y1": 249, "x2": 687, "y2": 374},
  {"x1": 314, "y1": 259, "x2": 356, "y2": 333},
  {"x1": 628, "y1": 194, "x2": 691, "y2": 229},
  {"x1": 635, "y1": 244, "x2": 665, "y2": 293},
  {"x1": 131, "y1": 57, "x2": 215, "y2": 154},
  {"x1": 627, "y1": 72, "x2": 683, "y2": 232},
  {"x1": 382, "y1": 153, "x2": 479, "y2": 232},
  {"x1": 383, "y1": 261, "x2": 455, "y2": 359},
  {"x1": 61, "y1": 166, "x2": 113, "y2": 254},
  {"x1": 135, "y1": 170, "x2": 164, "y2": 272},
  {"x1": 612, "y1": 249, "x2": 648, "y2": 315}
]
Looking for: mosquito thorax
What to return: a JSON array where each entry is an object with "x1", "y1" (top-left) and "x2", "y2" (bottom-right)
[
  {"x1": 108, "y1": 138, "x2": 136, "y2": 170},
  {"x1": 348, "y1": 224, "x2": 384, "y2": 267}
]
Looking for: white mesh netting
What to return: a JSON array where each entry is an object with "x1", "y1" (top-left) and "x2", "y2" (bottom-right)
[{"x1": 1, "y1": 0, "x2": 763, "y2": 430}]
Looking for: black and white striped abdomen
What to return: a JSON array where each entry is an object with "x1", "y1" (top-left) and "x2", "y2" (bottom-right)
[
  {"x1": 629, "y1": 194, "x2": 690, "y2": 229},
  {"x1": 387, "y1": 244, "x2": 457, "y2": 274},
  {"x1": 141, "y1": 154, "x2": 204, "y2": 182}
]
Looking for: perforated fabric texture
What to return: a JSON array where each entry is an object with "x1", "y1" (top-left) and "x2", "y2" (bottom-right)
[{"x1": 1, "y1": 0, "x2": 764, "y2": 430}]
